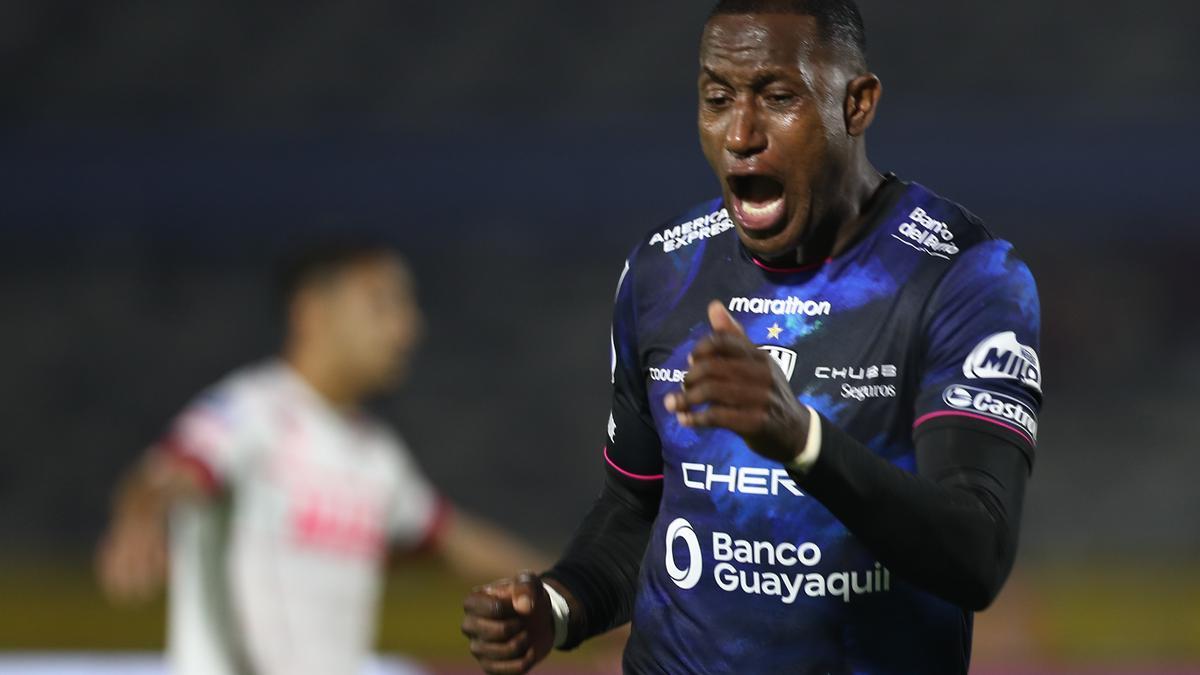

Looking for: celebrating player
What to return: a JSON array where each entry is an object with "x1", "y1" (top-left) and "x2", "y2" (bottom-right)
[
  {"x1": 461, "y1": 1, "x2": 1042, "y2": 673},
  {"x1": 98, "y1": 241, "x2": 545, "y2": 675}
]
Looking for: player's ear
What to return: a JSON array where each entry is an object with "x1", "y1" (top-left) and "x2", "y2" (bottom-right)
[{"x1": 844, "y1": 73, "x2": 881, "y2": 137}]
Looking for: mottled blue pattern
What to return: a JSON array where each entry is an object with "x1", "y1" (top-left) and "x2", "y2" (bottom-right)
[{"x1": 607, "y1": 178, "x2": 1041, "y2": 674}]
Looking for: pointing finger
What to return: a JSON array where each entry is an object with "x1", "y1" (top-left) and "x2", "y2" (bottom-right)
[{"x1": 708, "y1": 300, "x2": 747, "y2": 337}]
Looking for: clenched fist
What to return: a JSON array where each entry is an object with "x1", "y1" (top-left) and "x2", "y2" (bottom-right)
[{"x1": 461, "y1": 571, "x2": 556, "y2": 674}]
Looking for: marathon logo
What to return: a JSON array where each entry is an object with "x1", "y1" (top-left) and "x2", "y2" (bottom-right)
[
  {"x1": 728, "y1": 296, "x2": 831, "y2": 317},
  {"x1": 942, "y1": 384, "x2": 1038, "y2": 441},
  {"x1": 963, "y1": 331, "x2": 1042, "y2": 393},
  {"x1": 648, "y1": 208, "x2": 735, "y2": 253}
]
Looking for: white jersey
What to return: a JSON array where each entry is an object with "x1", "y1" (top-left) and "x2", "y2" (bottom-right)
[{"x1": 162, "y1": 361, "x2": 444, "y2": 675}]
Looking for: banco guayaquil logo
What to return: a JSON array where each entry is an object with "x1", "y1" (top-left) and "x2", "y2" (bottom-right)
[{"x1": 665, "y1": 518, "x2": 703, "y2": 590}]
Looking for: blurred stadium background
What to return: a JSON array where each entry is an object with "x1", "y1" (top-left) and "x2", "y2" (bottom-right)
[{"x1": 2, "y1": 1, "x2": 1198, "y2": 672}]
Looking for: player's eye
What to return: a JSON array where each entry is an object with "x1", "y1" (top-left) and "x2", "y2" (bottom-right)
[
  {"x1": 764, "y1": 92, "x2": 797, "y2": 106},
  {"x1": 704, "y1": 92, "x2": 733, "y2": 109}
]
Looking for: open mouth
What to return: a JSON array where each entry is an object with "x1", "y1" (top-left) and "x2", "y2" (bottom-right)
[{"x1": 727, "y1": 175, "x2": 787, "y2": 233}]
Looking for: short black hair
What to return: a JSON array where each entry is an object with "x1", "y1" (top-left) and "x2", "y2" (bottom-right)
[
  {"x1": 708, "y1": 0, "x2": 867, "y2": 65},
  {"x1": 276, "y1": 237, "x2": 396, "y2": 307}
]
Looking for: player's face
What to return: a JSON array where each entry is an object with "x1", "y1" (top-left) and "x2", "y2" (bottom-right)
[
  {"x1": 325, "y1": 256, "x2": 423, "y2": 395},
  {"x1": 698, "y1": 13, "x2": 853, "y2": 260}
]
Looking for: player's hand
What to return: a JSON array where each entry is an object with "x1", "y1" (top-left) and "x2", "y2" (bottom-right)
[
  {"x1": 664, "y1": 300, "x2": 811, "y2": 464},
  {"x1": 461, "y1": 571, "x2": 555, "y2": 675},
  {"x1": 95, "y1": 503, "x2": 169, "y2": 604}
]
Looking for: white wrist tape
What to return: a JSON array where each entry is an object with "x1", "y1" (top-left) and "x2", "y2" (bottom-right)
[
  {"x1": 543, "y1": 581, "x2": 571, "y2": 648},
  {"x1": 785, "y1": 404, "x2": 823, "y2": 473}
]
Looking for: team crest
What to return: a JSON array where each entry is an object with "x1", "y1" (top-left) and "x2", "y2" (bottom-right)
[{"x1": 758, "y1": 345, "x2": 798, "y2": 381}]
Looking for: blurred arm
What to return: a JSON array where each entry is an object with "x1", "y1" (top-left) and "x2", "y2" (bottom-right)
[
  {"x1": 96, "y1": 448, "x2": 213, "y2": 604},
  {"x1": 435, "y1": 509, "x2": 553, "y2": 583}
]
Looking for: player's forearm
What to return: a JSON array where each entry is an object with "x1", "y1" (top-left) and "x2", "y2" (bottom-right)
[
  {"x1": 111, "y1": 466, "x2": 169, "y2": 526},
  {"x1": 439, "y1": 511, "x2": 552, "y2": 582},
  {"x1": 541, "y1": 468, "x2": 659, "y2": 649},
  {"x1": 792, "y1": 420, "x2": 1027, "y2": 611}
]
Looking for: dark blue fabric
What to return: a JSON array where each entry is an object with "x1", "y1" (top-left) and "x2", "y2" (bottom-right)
[{"x1": 600, "y1": 176, "x2": 1041, "y2": 674}]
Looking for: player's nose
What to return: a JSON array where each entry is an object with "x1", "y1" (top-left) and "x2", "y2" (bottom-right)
[{"x1": 724, "y1": 101, "x2": 767, "y2": 158}]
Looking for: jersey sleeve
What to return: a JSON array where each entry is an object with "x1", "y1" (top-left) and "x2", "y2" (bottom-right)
[
  {"x1": 160, "y1": 385, "x2": 258, "y2": 493},
  {"x1": 603, "y1": 255, "x2": 664, "y2": 482},
  {"x1": 913, "y1": 240, "x2": 1042, "y2": 466},
  {"x1": 383, "y1": 433, "x2": 449, "y2": 551}
]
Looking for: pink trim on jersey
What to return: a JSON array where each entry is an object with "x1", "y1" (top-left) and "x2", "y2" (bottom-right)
[
  {"x1": 160, "y1": 436, "x2": 220, "y2": 494},
  {"x1": 913, "y1": 410, "x2": 1035, "y2": 447},
  {"x1": 751, "y1": 256, "x2": 832, "y2": 274},
  {"x1": 603, "y1": 446, "x2": 664, "y2": 481}
]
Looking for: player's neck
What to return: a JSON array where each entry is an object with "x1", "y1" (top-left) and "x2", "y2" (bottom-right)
[
  {"x1": 282, "y1": 348, "x2": 362, "y2": 411},
  {"x1": 776, "y1": 160, "x2": 885, "y2": 268},
  {"x1": 830, "y1": 160, "x2": 887, "y2": 255}
]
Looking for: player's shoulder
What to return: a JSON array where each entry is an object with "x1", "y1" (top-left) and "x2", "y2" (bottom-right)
[
  {"x1": 619, "y1": 196, "x2": 734, "y2": 295},
  {"x1": 887, "y1": 178, "x2": 1033, "y2": 282},
  {"x1": 886, "y1": 180, "x2": 1039, "y2": 323},
  {"x1": 884, "y1": 178, "x2": 995, "y2": 261},
  {"x1": 210, "y1": 359, "x2": 289, "y2": 401},
  {"x1": 627, "y1": 197, "x2": 731, "y2": 264},
  {"x1": 638, "y1": 196, "x2": 734, "y2": 255},
  {"x1": 184, "y1": 360, "x2": 285, "y2": 423},
  {"x1": 165, "y1": 362, "x2": 278, "y2": 455}
]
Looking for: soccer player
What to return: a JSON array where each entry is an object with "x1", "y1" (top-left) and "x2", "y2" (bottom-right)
[
  {"x1": 98, "y1": 241, "x2": 545, "y2": 675},
  {"x1": 460, "y1": 1, "x2": 1042, "y2": 673}
]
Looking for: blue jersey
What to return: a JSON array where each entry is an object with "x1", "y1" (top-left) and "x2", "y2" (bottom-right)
[{"x1": 603, "y1": 175, "x2": 1042, "y2": 674}]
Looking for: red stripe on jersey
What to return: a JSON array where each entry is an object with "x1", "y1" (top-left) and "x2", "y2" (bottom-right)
[{"x1": 159, "y1": 436, "x2": 220, "y2": 494}]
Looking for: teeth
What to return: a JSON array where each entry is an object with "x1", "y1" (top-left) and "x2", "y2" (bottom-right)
[{"x1": 741, "y1": 197, "x2": 784, "y2": 217}]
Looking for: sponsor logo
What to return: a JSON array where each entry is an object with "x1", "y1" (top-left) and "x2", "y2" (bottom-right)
[
  {"x1": 840, "y1": 383, "x2": 897, "y2": 400},
  {"x1": 893, "y1": 206, "x2": 959, "y2": 259},
  {"x1": 728, "y1": 296, "x2": 832, "y2": 317},
  {"x1": 292, "y1": 493, "x2": 388, "y2": 560},
  {"x1": 814, "y1": 364, "x2": 898, "y2": 380},
  {"x1": 681, "y1": 463, "x2": 804, "y2": 497},
  {"x1": 942, "y1": 384, "x2": 1039, "y2": 440},
  {"x1": 963, "y1": 331, "x2": 1042, "y2": 393},
  {"x1": 648, "y1": 367, "x2": 688, "y2": 383},
  {"x1": 648, "y1": 208, "x2": 735, "y2": 253},
  {"x1": 663, "y1": 518, "x2": 892, "y2": 603},
  {"x1": 758, "y1": 345, "x2": 797, "y2": 381},
  {"x1": 665, "y1": 518, "x2": 703, "y2": 590}
]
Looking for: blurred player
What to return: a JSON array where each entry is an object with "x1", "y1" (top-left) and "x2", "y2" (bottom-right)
[
  {"x1": 98, "y1": 240, "x2": 544, "y2": 675},
  {"x1": 461, "y1": 1, "x2": 1042, "y2": 673}
]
